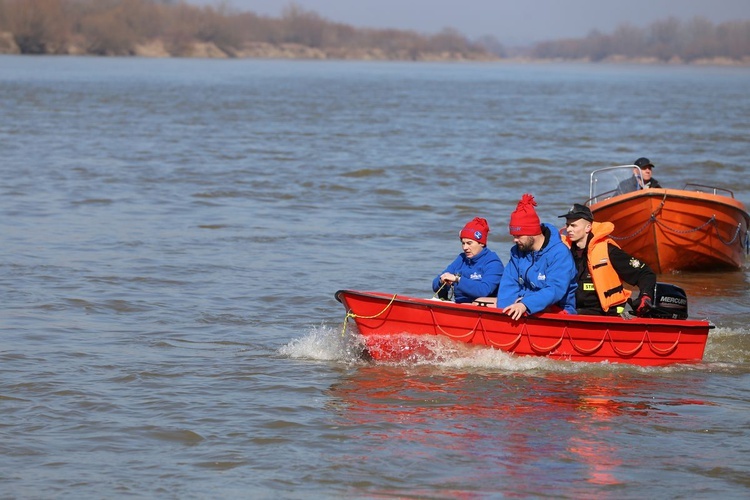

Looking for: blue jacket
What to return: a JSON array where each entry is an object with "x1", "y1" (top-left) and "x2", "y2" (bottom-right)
[
  {"x1": 497, "y1": 223, "x2": 577, "y2": 314},
  {"x1": 432, "y1": 247, "x2": 504, "y2": 303}
]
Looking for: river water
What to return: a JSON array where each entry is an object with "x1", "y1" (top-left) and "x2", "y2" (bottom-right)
[{"x1": 1, "y1": 56, "x2": 749, "y2": 498}]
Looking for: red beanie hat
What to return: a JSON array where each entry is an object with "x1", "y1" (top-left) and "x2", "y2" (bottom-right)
[
  {"x1": 509, "y1": 193, "x2": 541, "y2": 236},
  {"x1": 459, "y1": 217, "x2": 489, "y2": 245}
]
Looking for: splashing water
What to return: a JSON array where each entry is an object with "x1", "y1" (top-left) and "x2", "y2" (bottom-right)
[{"x1": 281, "y1": 321, "x2": 750, "y2": 375}]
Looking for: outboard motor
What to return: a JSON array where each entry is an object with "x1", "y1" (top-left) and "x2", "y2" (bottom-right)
[{"x1": 646, "y1": 282, "x2": 689, "y2": 320}]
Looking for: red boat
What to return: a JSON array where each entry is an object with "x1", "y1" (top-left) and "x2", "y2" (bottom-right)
[
  {"x1": 336, "y1": 290, "x2": 712, "y2": 367},
  {"x1": 586, "y1": 166, "x2": 750, "y2": 273}
]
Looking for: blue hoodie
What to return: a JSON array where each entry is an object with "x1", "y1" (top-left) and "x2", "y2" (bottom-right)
[
  {"x1": 432, "y1": 247, "x2": 504, "y2": 303},
  {"x1": 497, "y1": 223, "x2": 577, "y2": 314}
]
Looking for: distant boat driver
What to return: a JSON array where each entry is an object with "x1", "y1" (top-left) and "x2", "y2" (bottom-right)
[{"x1": 617, "y1": 157, "x2": 663, "y2": 194}]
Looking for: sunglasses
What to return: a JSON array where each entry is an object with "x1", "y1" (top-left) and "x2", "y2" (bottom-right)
[{"x1": 640, "y1": 165, "x2": 653, "y2": 170}]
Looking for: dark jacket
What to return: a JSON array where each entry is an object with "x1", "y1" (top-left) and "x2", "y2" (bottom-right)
[
  {"x1": 569, "y1": 226, "x2": 657, "y2": 315},
  {"x1": 616, "y1": 175, "x2": 663, "y2": 195}
]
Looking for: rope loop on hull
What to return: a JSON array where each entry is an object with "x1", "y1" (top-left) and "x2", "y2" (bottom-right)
[
  {"x1": 563, "y1": 325, "x2": 681, "y2": 358},
  {"x1": 344, "y1": 295, "x2": 690, "y2": 360},
  {"x1": 430, "y1": 309, "x2": 480, "y2": 340},
  {"x1": 611, "y1": 211, "x2": 746, "y2": 249},
  {"x1": 528, "y1": 324, "x2": 566, "y2": 353},
  {"x1": 341, "y1": 294, "x2": 398, "y2": 337},
  {"x1": 565, "y1": 328, "x2": 607, "y2": 354},
  {"x1": 486, "y1": 324, "x2": 523, "y2": 349},
  {"x1": 610, "y1": 218, "x2": 654, "y2": 241},
  {"x1": 644, "y1": 329, "x2": 681, "y2": 355}
]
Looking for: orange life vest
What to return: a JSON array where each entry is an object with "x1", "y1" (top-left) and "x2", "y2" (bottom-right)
[{"x1": 562, "y1": 221, "x2": 631, "y2": 312}]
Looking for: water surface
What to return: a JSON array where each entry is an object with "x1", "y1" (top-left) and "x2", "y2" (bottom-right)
[{"x1": 1, "y1": 56, "x2": 749, "y2": 498}]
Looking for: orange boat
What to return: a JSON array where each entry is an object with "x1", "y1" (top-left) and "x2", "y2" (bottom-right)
[
  {"x1": 335, "y1": 290, "x2": 712, "y2": 367},
  {"x1": 586, "y1": 166, "x2": 750, "y2": 273}
]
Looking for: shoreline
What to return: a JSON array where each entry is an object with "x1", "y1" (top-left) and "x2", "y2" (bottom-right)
[{"x1": 1, "y1": 34, "x2": 748, "y2": 66}]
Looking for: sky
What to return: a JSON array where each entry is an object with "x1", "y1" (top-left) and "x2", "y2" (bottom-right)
[{"x1": 195, "y1": 0, "x2": 750, "y2": 45}]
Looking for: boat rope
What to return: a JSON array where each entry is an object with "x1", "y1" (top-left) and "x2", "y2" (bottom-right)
[
  {"x1": 516, "y1": 321, "x2": 684, "y2": 358},
  {"x1": 610, "y1": 212, "x2": 746, "y2": 248},
  {"x1": 609, "y1": 217, "x2": 654, "y2": 241},
  {"x1": 487, "y1": 324, "x2": 523, "y2": 349},
  {"x1": 611, "y1": 197, "x2": 664, "y2": 242},
  {"x1": 430, "y1": 314, "x2": 673, "y2": 357},
  {"x1": 563, "y1": 324, "x2": 681, "y2": 357},
  {"x1": 655, "y1": 215, "x2": 716, "y2": 235},
  {"x1": 655, "y1": 216, "x2": 744, "y2": 246},
  {"x1": 432, "y1": 280, "x2": 456, "y2": 301},
  {"x1": 644, "y1": 329, "x2": 681, "y2": 355},
  {"x1": 528, "y1": 325, "x2": 566, "y2": 353},
  {"x1": 608, "y1": 331, "x2": 645, "y2": 356},
  {"x1": 430, "y1": 309, "x2": 481, "y2": 340},
  {"x1": 342, "y1": 294, "x2": 690, "y2": 357},
  {"x1": 713, "y1": 221, "x2": 744, "y2": 246},
  {"x1": 341, "y1": 294, "x2": 398, "y2": 337},
  {"x1": 565, "y1": 327, "x2": 607, "y2": 354}
]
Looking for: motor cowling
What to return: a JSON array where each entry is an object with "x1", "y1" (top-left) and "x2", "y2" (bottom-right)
[{"x1": 645, "y1": 282, "x2": 689, "y2": 320}]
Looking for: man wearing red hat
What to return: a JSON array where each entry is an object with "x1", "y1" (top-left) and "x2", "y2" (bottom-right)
[
  {"x1": 432, "y1": 217, "x2": 504, "y2": 303},
  {"x1": 496, "y1": 194, "x2": 577, "y2": 320}
]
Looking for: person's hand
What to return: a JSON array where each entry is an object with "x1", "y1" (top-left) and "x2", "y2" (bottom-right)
[
  {"x1": 635, "y1": 295, "x2": 652, "y2": 316},
  {"x1": 502, "y1": 301, "x2": 528, "y2": 321},
  {"x1": 440, "y1": 273, "x2": 458, "y2": 284}
]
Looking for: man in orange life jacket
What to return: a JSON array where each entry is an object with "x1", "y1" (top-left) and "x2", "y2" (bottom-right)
[{"x1": 559, "y1": 204, "x2": 657, "y2": 316}]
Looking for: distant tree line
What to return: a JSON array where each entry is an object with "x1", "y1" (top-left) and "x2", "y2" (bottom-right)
[
  {"x1": 0, "y1": 0, "x2": 500, "y2": 59},
  {"x1": 529, "y1": 17, "x2": 750, "y2": 62},
  {"x1": 0, "y1": 0, "x2": 748, "y2": 63}
]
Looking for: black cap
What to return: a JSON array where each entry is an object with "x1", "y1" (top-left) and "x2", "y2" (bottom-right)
[
  {"x1": 634, "y1": 157, "x2": 654, "y2": 168},
  {"x1": 559, "y1": 203, "x2": 594, "y2": 222}
]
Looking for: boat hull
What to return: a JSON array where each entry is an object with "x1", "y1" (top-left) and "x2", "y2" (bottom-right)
[
  {"x1": 589, "y1": 188, "x2": 749, "y2": 273},
  {"x1": 336, "y1": 290, "x2": 711, "y2": 366}
]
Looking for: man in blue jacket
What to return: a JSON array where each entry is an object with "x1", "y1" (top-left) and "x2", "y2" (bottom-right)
[{"x1": 497, "y1": 194, "x2": 577, "y2": 320}]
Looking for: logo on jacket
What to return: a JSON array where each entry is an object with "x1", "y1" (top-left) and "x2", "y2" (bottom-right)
[
  {"x1": 629, "y1": 258, "x2": 642, "y2": 268},
  {"x1": 537, "y1": 273, "x2": 546, "y2": 281}
]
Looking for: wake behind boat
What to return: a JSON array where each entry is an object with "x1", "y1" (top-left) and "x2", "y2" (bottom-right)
[
  {"x1": 336, "y1": 289, "x2": 712, "y2": 367},
  {"x1": 586, "y1": 165, "x2": 750, "y2": 273}
]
